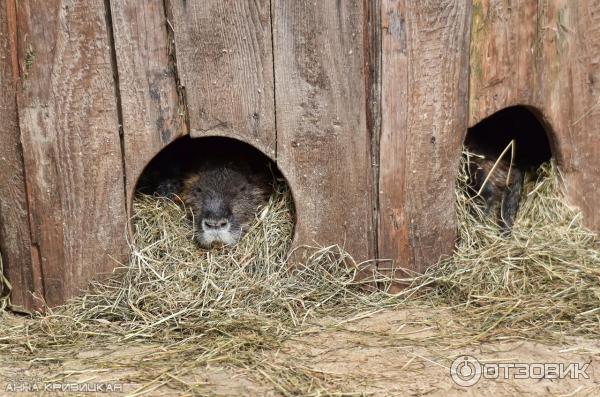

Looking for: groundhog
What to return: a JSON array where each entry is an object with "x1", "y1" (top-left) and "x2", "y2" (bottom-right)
[
  {"x1": 179, "y1": 158, "x2": 272, "y2": 248},
  {"x1": 465, "y1": 146, "x2": 524, "y2": 233},
  {"x1": 139, "y1": 138, "x2": 273, "y2": 248}
]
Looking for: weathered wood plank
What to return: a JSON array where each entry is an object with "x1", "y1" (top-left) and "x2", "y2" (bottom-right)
[
  {"x1": 110, "y1": 0, "x2": 186, "y2": 202},
  {"x1": 0, "y1": 0, "x2": 40, "y2": 310},
  {"x1": 168, "y1": 0, "x2": 276, "y2": 158},
  {"x1": 378, "y1": 0, "x2": 472, "y2": 278},
  {"x1": 469, "y1": 0, "x2": 600, "y2": 232},
  {"x1": 533, "y1": 0, "x2": 600, "y2": 231},
  {"x1": 469, "y1": 0, "x2": 538, "y2": 123},
  {"x1": 273, "y1": 0, "x2": 376, "y2": 264},
  {"x1": 16, "y1": 0, "x2": 127, "y2": 307}
]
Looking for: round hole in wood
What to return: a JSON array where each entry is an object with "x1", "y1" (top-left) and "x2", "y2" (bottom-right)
[
  {"x1": 465, "y1": 105, "x2": 553, "y2": 168},
  {"x1": 131, "y1": 135, "x2": 296, "y2": 251},
  {"x1": 462, "y1": 105, "x2": 556, "y2": 232}
]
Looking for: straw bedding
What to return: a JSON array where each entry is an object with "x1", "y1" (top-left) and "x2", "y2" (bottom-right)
[
  {"x1": 0, "y1": 153, "x2": 598, "y2": 394},
  {"x1": 413, "y1": 158, "x2": 600, "y2": 340}
]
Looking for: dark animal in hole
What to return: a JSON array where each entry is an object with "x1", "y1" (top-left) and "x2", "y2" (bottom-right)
[
  {"x1": 465, "y1": 142, "x2": 524, "y2": 234},
  {"x1": 180, "y1": 160, "x2": 271, "y2": 248},
  {"x1": 139, "y1": 141, "x2": 273, "y2": 248}
]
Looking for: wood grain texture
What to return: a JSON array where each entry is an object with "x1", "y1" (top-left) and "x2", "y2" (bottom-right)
[
  {"x1": 16, "y1": 0, "x2": 127, "y2": 307},
  {"x1": 469, "y1": 0, "x2": 538, "y2": 121},
  {"x1": 168, "y1": 0, "x2": 276, "y2": 158},
  {"x1": 0, "y1": 0, "x2": 40, "y2": 310},
  {"x1": 563, "y1": 0, "x2": 600, "y2": 230},
  {"x1": 273, "y1": 0, "x2": 376, "y2": 265},
  {"x1": 110, "y1": 0, "x2": 186, "y2": 202},
  {"x1": 469, "y1": 0, "x2": 600, "y2": 231},
  {"x1": 378, "y1": 0, "x2": 472, "y2": 278}
]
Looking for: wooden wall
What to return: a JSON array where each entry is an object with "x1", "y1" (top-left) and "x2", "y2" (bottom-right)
[
  {"x1": 0, "y1": 0, "x2": 598, "y2": 310},
  {"x1": 469, "y1": 0, "x2": 600, "y2": 231}
]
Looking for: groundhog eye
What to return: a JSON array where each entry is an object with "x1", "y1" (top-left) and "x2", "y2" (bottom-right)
[{"x1": 239, "y1": 185, "x2": 247, "y2": 193}]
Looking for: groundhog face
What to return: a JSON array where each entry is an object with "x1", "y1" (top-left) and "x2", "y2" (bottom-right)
[{"x1": 182, "y1": 162, "x2": 271, "y2": 248}]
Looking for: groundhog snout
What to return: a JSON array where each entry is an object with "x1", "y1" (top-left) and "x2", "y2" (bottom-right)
[{"x1": 201, "y1": 198, "x2": 232, "y2": 229}]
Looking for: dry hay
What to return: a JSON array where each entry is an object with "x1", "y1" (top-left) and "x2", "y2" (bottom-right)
[
  {"x1": 0, "y1": 180, "x2": 389, "y2": 394},
  {"x1": 0, "y1": 255, "x2": 10, "y2": 312},
  {"x1": 410, "y1": 157, "x2": 600, "y2": 341},
  {"x1": 0, "y1": 154, "x2": 599, "y2": 394}
]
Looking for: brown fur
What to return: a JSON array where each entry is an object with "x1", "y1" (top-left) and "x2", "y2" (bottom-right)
[
  {"x1": 179, "y1": 159, "x2": 272, "y2": 248},
  {"x1": 137, "y1": 137, "x2": 274, "y2": 248}
]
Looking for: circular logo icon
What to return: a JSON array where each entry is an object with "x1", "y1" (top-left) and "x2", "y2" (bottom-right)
[{"x1": 450, "y1": 355, "x2": 482, "y2": 387}]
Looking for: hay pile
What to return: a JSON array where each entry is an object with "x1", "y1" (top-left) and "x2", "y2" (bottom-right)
[
  {"x1": 411, "y1": 159, "x2": 600, "y2": 341},
  {"x1": 0, "y1": 155, "x2": 599, "y2": 394},
  {"x1": 0, "y1": 181, "x2": 387, "y2": 394}
]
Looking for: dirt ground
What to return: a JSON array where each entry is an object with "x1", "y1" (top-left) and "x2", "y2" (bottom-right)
[{"x1": 1, "y1": 308, "x2": 598, "y2": 396}]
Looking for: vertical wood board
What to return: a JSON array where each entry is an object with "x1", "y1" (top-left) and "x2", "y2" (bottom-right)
[
  {"x1": 110, "y1": 0, "x2": 186, "y2": 202},
  {"x1": 169, "y1": 0, "x2": 276, "y2": 158},
  {"x1": 16, "y1": 0, "x2": 127, "y2": 306},
  {"x1": 378, "y1": 0, "x2": 472, "y2": 276},
  {"x1": 0, "y1": 0, "x2": 39, "y2": 310},
  {"x1": 536, "y1": 0, "x2": 600, "y2": 231},
  {"x1": 469, "y1": 0, "x2": 539, "y2": 122},
  {"x1": 469, "y1": 0, "x2": 600, "y2": 231},
  {"x1": 273, "y1": 0, "x2": 376, "y2": 264}
]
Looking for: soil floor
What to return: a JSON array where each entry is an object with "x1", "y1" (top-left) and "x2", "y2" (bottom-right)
[{"x1": 1, "y1": 308, "x2": 599, "y2": 396}]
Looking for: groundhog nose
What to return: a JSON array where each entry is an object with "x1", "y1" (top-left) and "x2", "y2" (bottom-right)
[{"x1": 202, "y1": 218, "x2": 230, "y2": 231}]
